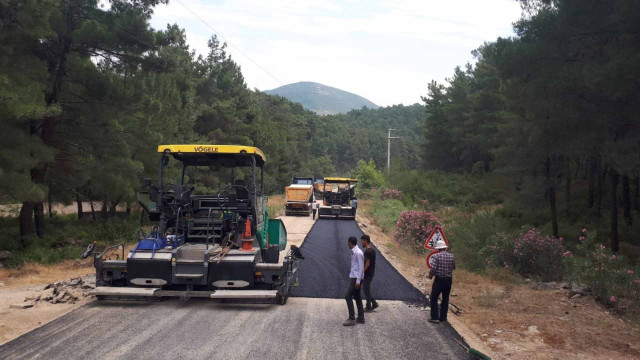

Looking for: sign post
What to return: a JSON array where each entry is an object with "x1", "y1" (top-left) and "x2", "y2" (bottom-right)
[{"x1": 426, "y1": 251, "x2": 438, "y2": 269}]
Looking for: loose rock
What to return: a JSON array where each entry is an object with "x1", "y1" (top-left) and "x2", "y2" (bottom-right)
[{"x1": 10, "y1": 302, "x2": 33, "y2": 309}]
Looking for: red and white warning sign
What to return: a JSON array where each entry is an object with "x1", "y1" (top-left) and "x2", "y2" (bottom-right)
[
  {"x1": 426, "y1": 251, "x2": 438, "y2": 269},
  {"x1": 424, "y1": 226, "x2": 448, "y2": 250}
]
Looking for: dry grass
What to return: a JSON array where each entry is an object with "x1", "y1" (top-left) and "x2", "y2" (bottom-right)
[
  {"x1": 268, "y1": 194, "x2": 285, "y2": 218},
  {"x1": 0, "y1": 259, "x2": 93, "y2": 288}
]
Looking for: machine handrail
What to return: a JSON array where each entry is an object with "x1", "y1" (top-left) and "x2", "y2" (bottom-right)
[
  {"x1": 176, "y1": 206, "x2": 183, "y2": 237},
  {"x1": 206, "y1": 207, "x2": 214, "y2": 252}
]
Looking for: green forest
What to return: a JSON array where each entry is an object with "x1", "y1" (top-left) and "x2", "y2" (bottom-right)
[{"x1": 2, "y1": 0, "x2": 640, "y2": 291}]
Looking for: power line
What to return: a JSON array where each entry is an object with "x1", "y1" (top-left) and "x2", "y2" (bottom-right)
[{"x1": 174, "y1": 0, "x2": 284, "y2": 86}]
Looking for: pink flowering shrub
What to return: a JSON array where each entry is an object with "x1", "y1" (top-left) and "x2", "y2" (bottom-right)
[
  {"x1": 394, "y1": 210, "x2": 441, "y2": 252},
  {"x1": 489, "y1": 227, "x2": 565, "y2": 281},
  {"x1": 382, "y1": 187, "x2": 403, "y2": 200},
  {"x1": 564, "y1": 229, "x2": 640, "y2": 309}
]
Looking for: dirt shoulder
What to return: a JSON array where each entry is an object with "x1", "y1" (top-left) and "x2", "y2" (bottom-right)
[
  {"x1": 0, "y1": 259, "x2": 95, "y2": 345},
  {"x1": 355, "y1": 211, "x2": 640, "y2": 360}
]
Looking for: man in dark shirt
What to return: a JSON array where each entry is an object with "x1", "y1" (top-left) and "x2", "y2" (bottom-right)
[
  {"x1": 361, "y1": 234, "x2": 379, "y2": 312},
  {"x1": 428, "y1": 240, "x2": 456, "y2": 323}
]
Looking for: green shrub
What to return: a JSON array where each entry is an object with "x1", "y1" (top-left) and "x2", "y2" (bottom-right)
[
  {"x1": 389, "y1": 169, "x2": 503, "y2": 207},
  {"x1": 370, "y1": 199, "x2": 406, "y2": 233},
  {"x1": 352, "y1": 159, "x2": 385, "y2": 189},
  {"x1": 489, "y1": 226, "x2": 566, "y2": 281},
  {"x1": 565, "y1": 230, "x2": 640, "y2": 310},
  {"x1": 0, "y1": 215, "x2": 139, "y2": 267},
  {"x1": 446, "y1": 211, "x2": 519, "y2": 272},
  {"x1": 394, "y1": 210, "x2": 441, "y2": 252}
]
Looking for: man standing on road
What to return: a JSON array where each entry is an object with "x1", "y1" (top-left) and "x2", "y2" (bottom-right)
[
  {"x1": 344, "y1": 236, "x2": 365, "y2": 326},
  {"x1": 361, "y1": 234, "x2": 379, "y2": 312},
  {"x1": 351, "y1": 196, "x2": 358, "y2": 217},
  {"x1": 428, "y1": 240, "x2": 455, "y2": 324},
  {"x1": 311, "y1": 201, "x2": 317, "y2": 220}
]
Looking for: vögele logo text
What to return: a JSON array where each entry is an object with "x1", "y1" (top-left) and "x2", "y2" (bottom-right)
[{"x1": 194, "y1": 146, "x2": 218, "y2": 153}]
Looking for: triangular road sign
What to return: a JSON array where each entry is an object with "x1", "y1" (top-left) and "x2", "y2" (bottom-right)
[{"x1": 424, "y1": 226, "x2": 448, "y2": 250}]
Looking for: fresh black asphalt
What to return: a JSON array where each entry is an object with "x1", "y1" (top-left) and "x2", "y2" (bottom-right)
[{"x1": 291, "y1": 219, "x2": 427, "y2": 303}]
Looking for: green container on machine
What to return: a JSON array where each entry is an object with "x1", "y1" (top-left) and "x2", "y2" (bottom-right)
[{"x1": 268, "y1": 219, "x2": 287, "y2": 251}]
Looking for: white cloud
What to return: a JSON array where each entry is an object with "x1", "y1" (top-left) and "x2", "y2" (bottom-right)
[{"x1": 150, "y1": 0, "x2": 522, "y2": 106}]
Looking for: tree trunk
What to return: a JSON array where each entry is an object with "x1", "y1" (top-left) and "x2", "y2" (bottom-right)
[
  {"x1": 34, "y1": 202, "x2": 44, "y2": 237},
  {"x1": 623, "y1": 174, "x2": 631, "y2": 224},
  {"x1": 634, "y1": 176, "x2": 639, "y2": 213},
  {"x1": 611, "y1": 170, "x2": 620, "y2": 253},
  {"x1": 76, "y1": 196, "x2": 83, "y2": 219},
  {"x1": 48, "y1": 189, "x2": 53, "y2": 218},
  {"x1": 597, "y1": 163, "x2": 607, "y2": 217},
  {"x1": 19, "y1": 201, "x2": 35, "y2": 237},
  {"x1": 546, "y1": 156, "x2": 559, "y2": 238},
  {"x1": 109, "y1": 197, "x2": 121, "y2": 217},
  {"x1": 565, "y1": 159, "x2": 571, "y2": 208},
  {"x1": 549, "y1": 184, "x2": 559, "y2": 238},
  {"x1": 89, "y1": 200, "x2": 96, "y2": 221},
  {"x1": 126, "y1": 202, "x2": 131, "y2": 217},
  {"x1": 101, "y1": 200, "x2": 108, "y2": 219},
  {"x1": 588, "y1": 157, "x2": 596, "y2": 208}
]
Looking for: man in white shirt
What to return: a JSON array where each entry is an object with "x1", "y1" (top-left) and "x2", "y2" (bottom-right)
[{"x1": 344, "y1": 236, "x2": 365, "y2": 326}]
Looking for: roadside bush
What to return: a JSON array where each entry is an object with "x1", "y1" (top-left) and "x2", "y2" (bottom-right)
[
  {"x1": 394, "y1": 210, "x2": 441, "y2": 252},
  {"x1": 565, "y1": 230, "x2": 640, "y2": 310},
  {"x1": 489, "y1": 226, "x2": 566, "y2": 281},
  {"x1": 352, "y1": 159, "x2": 385, "y2": 189},
  {"x1": 370, "y1": 199, "x2": 406, "y2": 233},
  {"x1": 447, "y1": 212, "x2": 518, "y2": 272},
  {"x1": 390, "y1": 169, "x2": 503, "y2": 207},
  {"x1": 0, "y1": 215, "x2": 140, "y2": 267},
  {"x1": 382, "y1": 187, "x2": 402, "y2": 200}
]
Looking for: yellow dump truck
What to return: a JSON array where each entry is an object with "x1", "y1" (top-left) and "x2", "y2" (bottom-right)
[{"x1": 285, "y1": 184, "x2": 314, "y2": 216}]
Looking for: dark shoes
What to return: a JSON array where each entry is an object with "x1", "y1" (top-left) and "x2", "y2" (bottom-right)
[
  {"x1": 343, "y1": 318, "x2": 356, "y2": 326},
  {"x1": 365, "y1": 302, "x2": 379, "y2": 312},
  {"x1": 343, "y1": 318, "x2": 365, "y2": 326}
]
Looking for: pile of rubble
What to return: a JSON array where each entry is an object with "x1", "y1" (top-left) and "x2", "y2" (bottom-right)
[
  {"x1": 527, "y1": 280, "x2": 592, "y2": 299},
  {"x1": 26, "y1": 276, "x2": 95, "y2": 305}
]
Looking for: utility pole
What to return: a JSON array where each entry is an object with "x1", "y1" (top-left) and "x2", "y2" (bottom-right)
[{"x1": 387, "y1": 128, "x2": 399, "y2": 174}]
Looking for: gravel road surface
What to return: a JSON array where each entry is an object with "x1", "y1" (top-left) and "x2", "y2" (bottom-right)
[
  {"x1": 0, "y1": 298, "x2": 466, "y2": 359},
  {"x1": 291, "y1": 219, "x2": 427, "y2": 302}
]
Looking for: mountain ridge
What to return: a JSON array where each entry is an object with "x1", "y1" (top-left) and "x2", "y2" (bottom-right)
[{"x1": 265, "y1": 81, "x2": 378, "y2": 115}]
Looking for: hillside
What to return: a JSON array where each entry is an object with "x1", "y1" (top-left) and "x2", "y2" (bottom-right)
[{"x1": 265, "y1": 81, "x2": 378, "y2": 115}]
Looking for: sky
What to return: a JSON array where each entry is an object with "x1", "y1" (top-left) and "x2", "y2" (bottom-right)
[{"x1": 150, "y1": 0, "x2": 523, "y2": 107}]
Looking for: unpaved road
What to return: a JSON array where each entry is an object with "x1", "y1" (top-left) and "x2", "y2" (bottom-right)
[{"x1": 0, "y1": 217, "x2": 468, "y2": 359}]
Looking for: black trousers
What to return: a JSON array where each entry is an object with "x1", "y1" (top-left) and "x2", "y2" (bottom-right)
[
  {"x1": 345, "y1": 278, "x2": 364, "y2": 320},
  {"x1": 312, "y1": 209, "x2": 316, "y2": 219},
  {"x1": 363, "y1": 276, "x2": 378, "y2": 308},
  {"x1": 430, "y1": 276, "x2": 452, "y2": 321}
]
